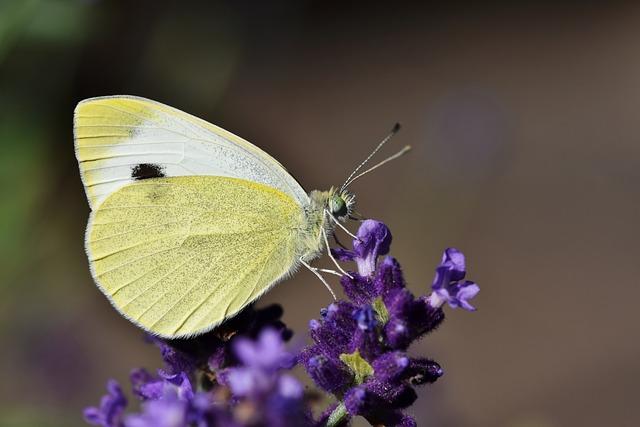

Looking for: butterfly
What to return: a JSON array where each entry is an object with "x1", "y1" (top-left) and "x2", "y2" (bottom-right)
[{"x1": 74, "y1": 96, "x2": 408, "y2": 338}]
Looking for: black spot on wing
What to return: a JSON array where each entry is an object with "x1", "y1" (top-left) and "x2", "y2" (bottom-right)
[{"x1": 131, "y1": 163, "x2": 166, "y2": 180}]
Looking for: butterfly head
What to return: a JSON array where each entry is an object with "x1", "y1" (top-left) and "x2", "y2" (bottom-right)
[{"x1": 328, "y1": 188, "x2": 355, "y2": 221}]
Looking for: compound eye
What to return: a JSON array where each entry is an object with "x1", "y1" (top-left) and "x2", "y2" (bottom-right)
[{"x1": 331, "y1": 196, "x2": 348, "y2": 218}]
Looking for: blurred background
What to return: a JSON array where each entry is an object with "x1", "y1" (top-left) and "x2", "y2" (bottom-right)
[{"x1": 1, "y1": 0, "x2": 639, "y2": 426}]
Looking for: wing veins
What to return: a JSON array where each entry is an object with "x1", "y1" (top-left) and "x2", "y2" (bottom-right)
[
  {"x1": 85, "y1": 104, "x2": 294, "y2": 196},
  {"x1": 80, "y1": 152, "x2": 179, "y2": 162},
  {"x1": 77, "y1": 141, "x2": 185, "y2": 148},
  {"x1": 77, "y1": 134, "x2": 131, "y2": 139},
  {"x1": 98, "y1": 226, "x2": 284, "y2": 279},
  {"x1": 94, "y1": 103, "x2": 193, "y2": 136},
  {"x1": 110, "y1": 249, "x2": 190, "y2": 295},
  {"x1": 91, "y1": 219, "x2": 185, "y2": 243},
  {"x1": 91, "y1": 232, "x2": 185, "y2": 262},
  {"x1": 96, "y1": 244, "x2": 182, "y2": 277},
  {"x1": 86, "y1": 177, "x2": 134, "y2": 187},
  {"x1": 146, "y1": 252, "x2": 220, "y2": 330},
  {"x1": 96, "y1": 204, "x2": 182, "y2": 210},
  {"x1": 181, "y1": 235, "x2": 286, "y2": 334},
  {"x1": 226, "y1": 236, "x2": 286, "y2": 318},
  {"x1": 171, "y1": 247, "x2": 264, "y2": 335},
  {"x1": 119, "y1": 250, "x2": 202, "y2": 310},
  {"x1": 126, "y1": 230, "x2": 278, "y2": 324}
]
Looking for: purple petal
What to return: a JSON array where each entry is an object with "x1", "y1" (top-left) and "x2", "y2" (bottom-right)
[
  {"x1": 340, "y1": 273, "x2": 376, "y2": 305},
  {"x1": 350, "y1": 327, "x2": 383, "y2": 361},
  {"x1": 232, "y1": 337, "x2": 260, "y2": 367},
  {"x1": 206, "y1": 346, "x2": 226, "y2": 372},
  {"x1": 384, "y1": 317, "x2": 411, "y2": 350},
  {"x1": 441, "y1": 247, "x2": 466, "y2": 281},
  {"x1": 429, "y1": 249, "x2": 479, "y2": 311},
  {"x1": 397, "y1": 414, "x2": 418, "y2": 427},
  {"x1": 84, "y1": 379, "x2": 127, "y2": 427},
  {"x1": 354, "y1": 306, "x2": 377, "y2": 331},
  {"x1": 372, "y1": 352, "x2": 410, "y2": 382},
  {"x1": 309, "y1": 302, "x2": 358, "y2": 359},
  {"x1": 373, "y1": 256, "x2": 405, "y2": 297},
  {"x1": 352, "y1": 220, "x2": 392, "y2": 277},
  {"x1": 225, "y1": 368, "x2": 251, "y2": 395},
  {"x1": 130, "y1": 368, "x2": 155, "y2": 400},
  {"x1": 432, "y1": 281, "x2": 480, "y2": 311},
  {"x1": 300, "y1": 350, "x2": 352, "y2": 393},
  {"x1": 277, "y1": 374, "x2": 303, "y2": 399},
  {"x1": 404, "y1": 358, "x2": 444, "y2": 385},
  {"x1": 83, "y1": 408, "x2": 102, "y2": 425},
  {"x1": 382, "y1": 289, "x2": 415, "y2": 349},
  {"x1": 137, "y1": 379, "x2": 164, "y2": 401},
  {"x1": 344, "y1": 386, "x2": 370, "y2": 416},
  {"x1": 431, "y1": 265, "x2": 453, "y2": 291},
  {"x1": 124, "y1": 399, "x2": 187, "y2": 427},
  {"x1": 147, "y1": 336, "x2": 196, "y2": 375},
  {"x1": 331, "y1": 247, "x2": 356, "y2": 261},
  {"x1": 365, "y1": 378, "x2": 417, "y2": 409},
  {"x1": 223, "y1": 367, "x2": 271, "y2": 397},
  {"x1": 158, "y1": 371, "x2": 193, "y2": 400},
  {"x1": 232, "y1": 328, "x2": 291, "y2": 371}
]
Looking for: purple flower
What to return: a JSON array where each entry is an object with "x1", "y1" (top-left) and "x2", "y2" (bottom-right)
[
  {"x1": 428, "y1": 248, "x2": 480, "y2": 311},
  {"x1": 332, "y1": 219, "x2": 392, "y2": 277},
  {"x1": 405, "y1": 358, "x2": 444, "y2": 385},
  {"x1": 146, "y1": 303, "x2": 293, "y2": 379},
  {"x1": 123, "y1": 390, "x2": 234, "y2": 427},
  {"x1": 147, "y1": 336, "x2": 197, "y2": 375},
  {"x1": 222, "y1": 328, "x2": 295, "y2": 397},
  {"x1": 86, "y1": 317, "x2": 315, "y2": 427},
  {"x1": 130, "y1": 369, "x2": 155, "y2": 400},
  {"x1": 84, "y1": 379, "x2": 127, "y2": 427},
  {"x1": 124, "y1": 396, "x2": 188, "y2": 427},
  {"x1": 129, "y1": 368, "x2": 194, "y2": 402},
  {"x1": 221, "y1": 329, "x2": 313, "y2": 427},
  {"x1": 303, "y1": 353, "x2": 352, "y2": 394},
  {"x1": 302, "y1": 221, "x2": 478, "y2": 426},
  {"x1": 234, "y1": 328, "x2": 295, "y2": 371}
]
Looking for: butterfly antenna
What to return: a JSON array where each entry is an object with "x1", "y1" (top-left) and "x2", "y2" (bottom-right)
[
  {"x1": 341, "y1": 123, "x2": 401, "y2": 191},
  {"x1": 342, "y1": 144, "x2": 412, "y2": 189}
]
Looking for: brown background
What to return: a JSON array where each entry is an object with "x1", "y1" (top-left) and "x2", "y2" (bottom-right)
[{"x1": 1, "y1": 1, "x2": 638, "y2": 426}]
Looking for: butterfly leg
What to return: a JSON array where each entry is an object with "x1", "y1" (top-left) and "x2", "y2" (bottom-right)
[
  {"x1": 322, "y1": 227, "x2": 353, "y2": 279},
  {"x1": 316, "y1": 268, "x2": 343, "y2": 277},
  {"x1": 299, "y1": 258, "x2": 337, "y2": 301},
  {"x1": 325, "y1": 209, "x2": 359, "y2": 240}
]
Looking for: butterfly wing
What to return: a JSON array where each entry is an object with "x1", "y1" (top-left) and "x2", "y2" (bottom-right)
[
  {"x1": 87, "y1": 175, "x2": 303, "y2": 338},
  {"x1": 74, "y1": 95, "x2": 308, "y2": 209}
]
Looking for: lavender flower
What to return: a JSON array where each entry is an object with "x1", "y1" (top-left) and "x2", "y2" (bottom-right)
[
  {"x1": 84, "y1": 307, "x2": 308, "y2": 427},
  {"x1": 303, "y1": 220, "x2": 479, "y2": 426},
  {"x1": 220, "y1": 329, "x2": 311, "y2": 427},
  {"x1": 333, "y1": 219, "x2": 392, "y2": 277},
  {"x1": 83, "y1": 379, "x2": 127, "y2": 427},
  {"x1": 151, "y1": 303, "x2": 292, "y2": 377},
  {"x1": 221, "y1": 329, "x2": 296, "y2": 397},
  {"x1": 428, "y1": 247, "x2": 480, "y2": 311}
]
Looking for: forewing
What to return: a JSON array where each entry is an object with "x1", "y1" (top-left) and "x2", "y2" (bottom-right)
[
  {"x1": 86, "y1": 176, "x2": 302, "y2": 338},
  {"x1": 74, "y1": 96, "x2": 308, "y2": 209}
]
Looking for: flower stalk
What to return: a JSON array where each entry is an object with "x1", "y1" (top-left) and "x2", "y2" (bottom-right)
[{"x1": 325, "y1": 404, "x2": 348, "y2": 427}]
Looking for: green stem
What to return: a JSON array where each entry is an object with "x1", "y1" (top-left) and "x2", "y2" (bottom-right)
[{"x1": 326, "y1": 402, "x2": 349, "y2": 427}]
